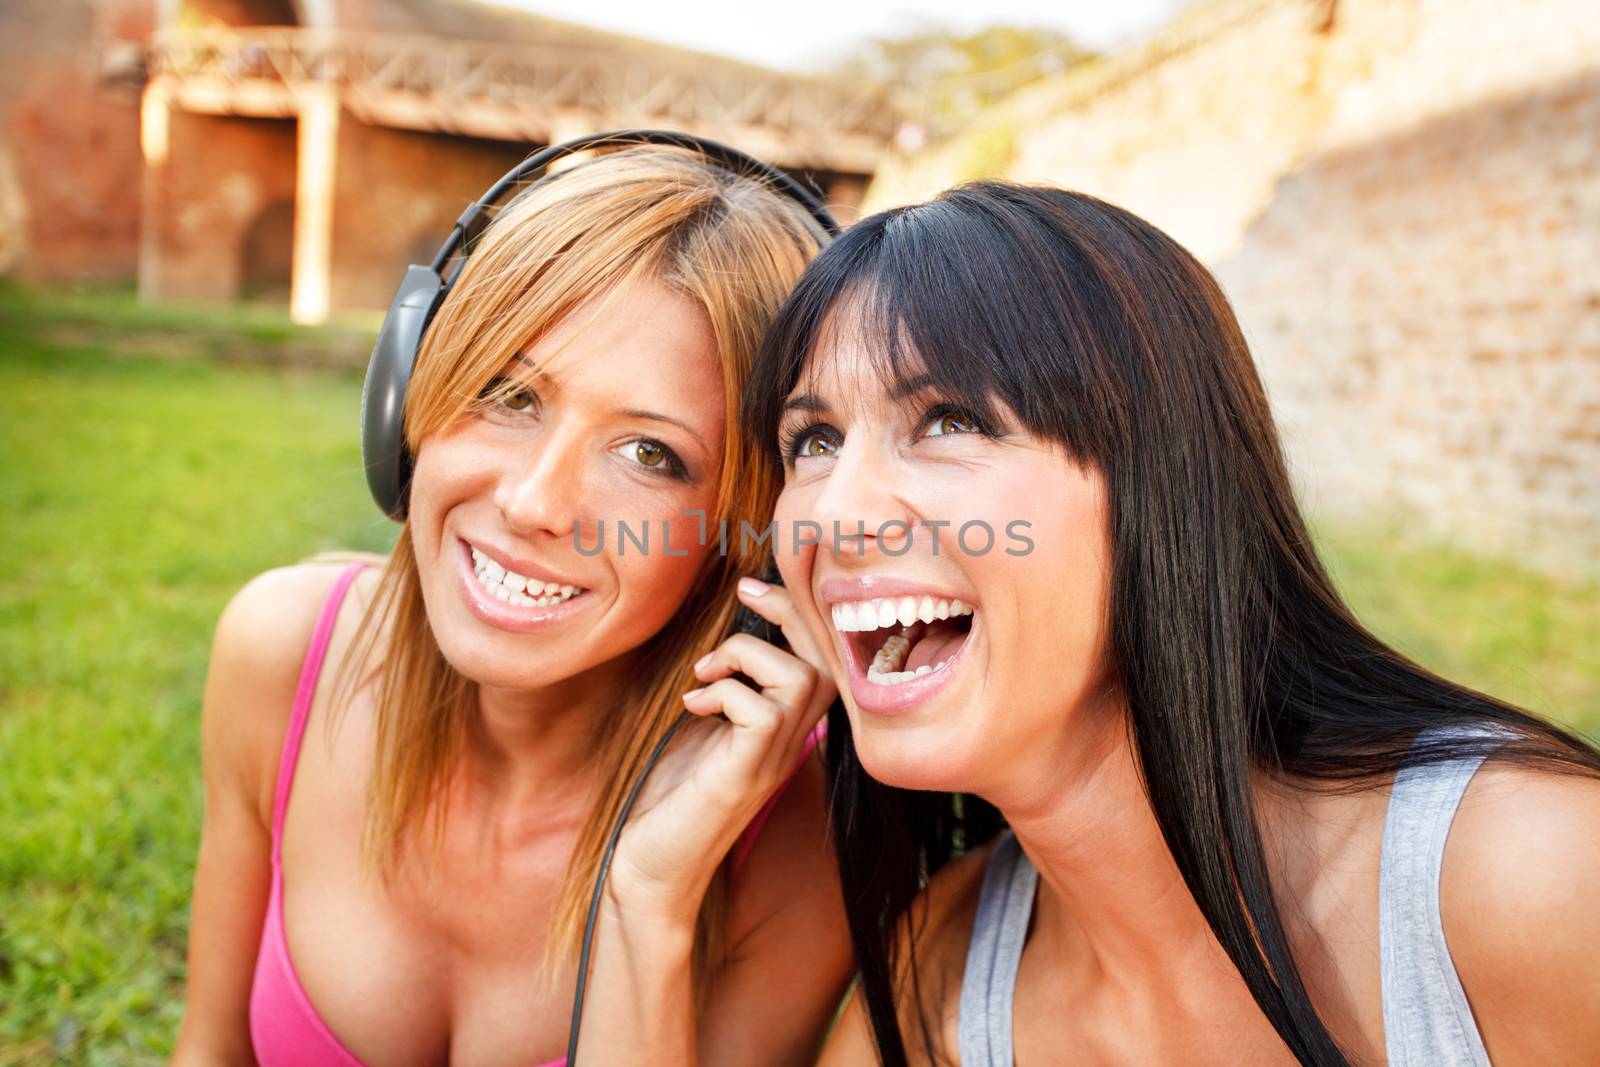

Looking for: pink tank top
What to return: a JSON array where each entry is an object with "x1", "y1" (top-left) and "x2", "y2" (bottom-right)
[{"x1": 249, "y1": 562, "x2": 825, "y2": 1066}]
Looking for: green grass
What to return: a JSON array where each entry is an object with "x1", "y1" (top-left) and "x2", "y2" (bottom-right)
[
  {"x1": 0, "y1": 282, "x2": 380, "y2": 367},
  {"x1": 0, "y1": 289, "x2": 395, "y2": 1065},
  {"x1": 0, "y1": 285, "x2": 1595, "y2": 1062},
  {"x1": 1317, "y1": 520, "x2": 1599, "y2": 736}
]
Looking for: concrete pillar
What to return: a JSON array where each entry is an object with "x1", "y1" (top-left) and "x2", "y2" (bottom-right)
[
  {"x1": 138, "y1": 83, "x2": 170, "y2": 304},
  {"x1": 544, "y1": 119, "x2": 593, "y2": 173},
  {"x1": 290, "y1": 86, "x2": 339, "y2": 324}
]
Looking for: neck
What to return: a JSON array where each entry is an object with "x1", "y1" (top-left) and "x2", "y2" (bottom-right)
[
  {"x1": 984, "y1": 697, "x2": 1244, "y2": 988},
  {"x1": 461, "y1": 653, "x2": 636, "y2": 838}
]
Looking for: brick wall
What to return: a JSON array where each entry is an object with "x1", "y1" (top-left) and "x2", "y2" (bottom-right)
[
  {"x1": 327, "y1": 118, "x2": 527, "y2": 315},
  {"x1": 0, "y1": 0, "x2": 151, "y2": 285},
  {"x1": 1219, "y1": 67, "x2": 1600, "y2": 572},
  {"x1": 866, "y1": 0, "x2": 1600, "y2": 573},
  {"x1": 141, "y1": 111, "x2": 297, "y2": 302}
]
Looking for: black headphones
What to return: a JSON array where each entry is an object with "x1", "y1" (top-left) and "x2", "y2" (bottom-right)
[{"x1": 359, "y1": 128, "x2": 841, "y2": 522}]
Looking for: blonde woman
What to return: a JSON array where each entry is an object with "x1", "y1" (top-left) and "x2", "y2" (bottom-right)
[{"x1": 171, "y1": 145, "x2": 851, "y2": 1066}]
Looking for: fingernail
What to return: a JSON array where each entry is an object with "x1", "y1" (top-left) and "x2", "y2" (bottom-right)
[
  {"x1": 694, "y1": 653, "x2": 713, "y2": 672},
  {"x1": 683, "y1": 687, "x2": 704, "y2": 700},
  {"x1": 738, "y1": 576, "x2": 769, "y2": 597}
]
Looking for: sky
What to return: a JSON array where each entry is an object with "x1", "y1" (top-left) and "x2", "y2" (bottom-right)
[{"x1": 491, "y1": 0, "x2": 1192, "y2": 72}]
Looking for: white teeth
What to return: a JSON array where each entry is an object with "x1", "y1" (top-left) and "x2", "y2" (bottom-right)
[
  {"x1": 467, "y1": 544, "x2": 584, "y2": 607},
  {"x1": 866, "y1": 656, "x2": 952, "y2": 686},
  {"x1": 829, "y1": 595, "x2": 976, "y2": 634}
]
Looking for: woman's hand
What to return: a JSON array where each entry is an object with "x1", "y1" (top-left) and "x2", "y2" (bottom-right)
[
  {"x1": 605, "y1": 575, "x2": 836, "y2": 923},
  {"x1": 573, "y1": 576, "x2": 846, "y2": 1064}
]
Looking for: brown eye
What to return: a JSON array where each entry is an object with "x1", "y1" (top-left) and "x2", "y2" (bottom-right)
[
  {"x1": 797, "y1": 432, "x2": 836, "y2": 458},
  {"x1": 634, "y1": 440, "x2": 666, "y2": 467},
  {"x1": 923, "y1": 411, "x2": 980, "y2": 438},
  {"x1": 501, "y1": 388, "x2": 537, "y2": 412}
]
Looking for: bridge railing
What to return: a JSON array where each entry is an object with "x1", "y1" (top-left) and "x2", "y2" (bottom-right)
[{"x1": 146, "y1": 27, "x2": 898, "y2": 144}]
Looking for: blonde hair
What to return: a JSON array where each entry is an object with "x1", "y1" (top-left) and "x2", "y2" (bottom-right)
[{"x1": 339, "y1": 146, "x2": 825, "y2": 991}]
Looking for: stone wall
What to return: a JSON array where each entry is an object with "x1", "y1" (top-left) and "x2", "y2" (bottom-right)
[
  {"x1": 1220, "y1": 67, "x2": 1600, "y2": 570},
  {"x1": 866, "y1": 0, "x2": 1600, "y2": 574}
]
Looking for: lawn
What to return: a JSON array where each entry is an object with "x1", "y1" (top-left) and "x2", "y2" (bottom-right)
[
  {"x1": 0, "y1": 286, "x2": 395, "y2": 1065},
  {"x1": 0, "y1": 285, "x2": 1595, "y2": 1063}
]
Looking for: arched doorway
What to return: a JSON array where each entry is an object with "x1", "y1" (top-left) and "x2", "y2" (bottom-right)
[{"x1": 239, "y1": 198, "x2": 295, "y2": 303}]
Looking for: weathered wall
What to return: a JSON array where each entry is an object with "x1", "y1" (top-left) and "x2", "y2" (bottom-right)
[
  {"x1": 327, "y1": 118, "x2": 527, "y2": 314},
  {"x1": 0, "y1": 0, "x2": 152, "y2": 284},
  {"x1": 867, "y1": 0, "x2": 1600, "y2": 573},
  {"x1": 1220, "y1": 68, "x2": 1600, "y2": 570},
  {"x1": 141, "y1": 110, "x2": 296, "y2": 301}
]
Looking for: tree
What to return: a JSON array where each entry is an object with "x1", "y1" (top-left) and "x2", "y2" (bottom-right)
[{"x1": 834, "y1": 24, "x2": 1095, "y2": 143}]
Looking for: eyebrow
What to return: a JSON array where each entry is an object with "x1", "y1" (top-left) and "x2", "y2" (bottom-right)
[
  {"x1": 511, "y1": 353, "x2": 551, "y2": 382},
  {"x1": 618, "y1": 408, "x2": 711, "y2": 455},
  {"x1": 781, "y1": 374, "x2": 937, "y2": 416},
  {"x1": 889, "y1": 373, "x2": 938, "y2": 400},
  {"x1": 512, "y1": 354, "x2": 707, "y2": 454},
  {"x1": 781, "y1": 392, "x2": 828, "y2": 415}
]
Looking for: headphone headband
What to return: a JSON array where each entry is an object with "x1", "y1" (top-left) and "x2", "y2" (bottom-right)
[{"x1": 360, "y1": 129, "x2": 839, "y2": 520}]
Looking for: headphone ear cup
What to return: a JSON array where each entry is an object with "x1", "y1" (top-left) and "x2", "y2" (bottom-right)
[{"x1": 362, "y1": 265, "x2": 446, "y2": 520}]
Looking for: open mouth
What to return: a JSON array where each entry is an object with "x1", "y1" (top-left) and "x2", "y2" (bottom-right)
[{"x1": 832, "y1": 596, "x2": 975, "y2": 686}]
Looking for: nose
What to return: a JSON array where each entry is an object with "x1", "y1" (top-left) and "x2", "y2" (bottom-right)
[
  {"x1": 806, "y1": 438, "x2": 916, "y2": 560},
  {"x1": 492, "y1": 427, "x2": 584, "y2": 541}
]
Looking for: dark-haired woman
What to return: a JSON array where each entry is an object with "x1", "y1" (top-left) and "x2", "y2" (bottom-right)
[{"x1": 743, "y1": 183, "x2": 1600, "y2": 1065}]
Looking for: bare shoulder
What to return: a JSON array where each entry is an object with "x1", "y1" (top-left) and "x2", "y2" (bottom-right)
[
  {"x1": 1442, "y1": 758, "x2": 1600, "y2": 1062},
  {"x1": 208, "y1": 562, "x2": 368, "y2": 719},
  {"x1": 216, "y1": 562, "x2": 355, "y2": 653},
  {"x1": 730, "y1": 743, "x2": 834, "y2": 901},
  {"x1": 815, "y1": 836, "x2": 1000, "y2": 1067},
  {"x1": 202, "y1": 562, "x2": 377, "y2": 822},
  {"x1": 899, "y1": 836, "x2": 1001, "y2": 1063},
  {"x1": 908, "y1": 836, "x2": 996, "y2": 965},
  {"x1": 727, "y1": 743, "x2": 844, "y2": 949}
]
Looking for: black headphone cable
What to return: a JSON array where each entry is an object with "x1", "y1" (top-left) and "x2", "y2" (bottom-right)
[{"x1": 565, "y1": 709, "x2": 694, "y2": 1065}]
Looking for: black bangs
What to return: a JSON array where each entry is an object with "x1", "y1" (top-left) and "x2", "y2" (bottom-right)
[{"x1": 744, "y1": 182, "x2": 1155, "y2": 467}]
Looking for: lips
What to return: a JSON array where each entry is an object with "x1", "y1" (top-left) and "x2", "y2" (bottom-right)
[
  {"x1": 821, "y1": 580, "x2": 979, "y2": 716},
  {"x1": 468, "y1": 543, "x2": 583, "y2": 607},
  {"x1": 453, "y1": 538, "x2": 591, "y2": 633}
]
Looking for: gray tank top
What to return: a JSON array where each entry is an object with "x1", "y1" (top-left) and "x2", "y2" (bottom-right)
[{"x1": 957, "y1": 727, "x2": 1500, "y2": 1065}]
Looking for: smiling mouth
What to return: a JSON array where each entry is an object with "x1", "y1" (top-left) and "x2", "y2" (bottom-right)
[
  {"x1": 831, "y1": 596, "x2": 975, "y2": 686},
  {"x1": 468, "y1": 545, "x2": 584, "y2": 607}
]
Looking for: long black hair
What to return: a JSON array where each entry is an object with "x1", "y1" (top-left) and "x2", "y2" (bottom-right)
[{"x1": 742, "y1": 182, "x2": 1600, "y2": 1066}]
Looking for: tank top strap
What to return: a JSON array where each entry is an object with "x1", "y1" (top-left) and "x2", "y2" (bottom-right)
[
  {"x1": 1379, "y1": 723, "x2": 1507, "y2": 1067},
  {"x1": 958, "y1": 829, "x2": 1036, "y2": 1067},
  {"x1": 728, "y1": 718, "x2": 828, "y2": 876},
  {"x1": 270, "y1": 562, "x2": 370, "y2": 856}
]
